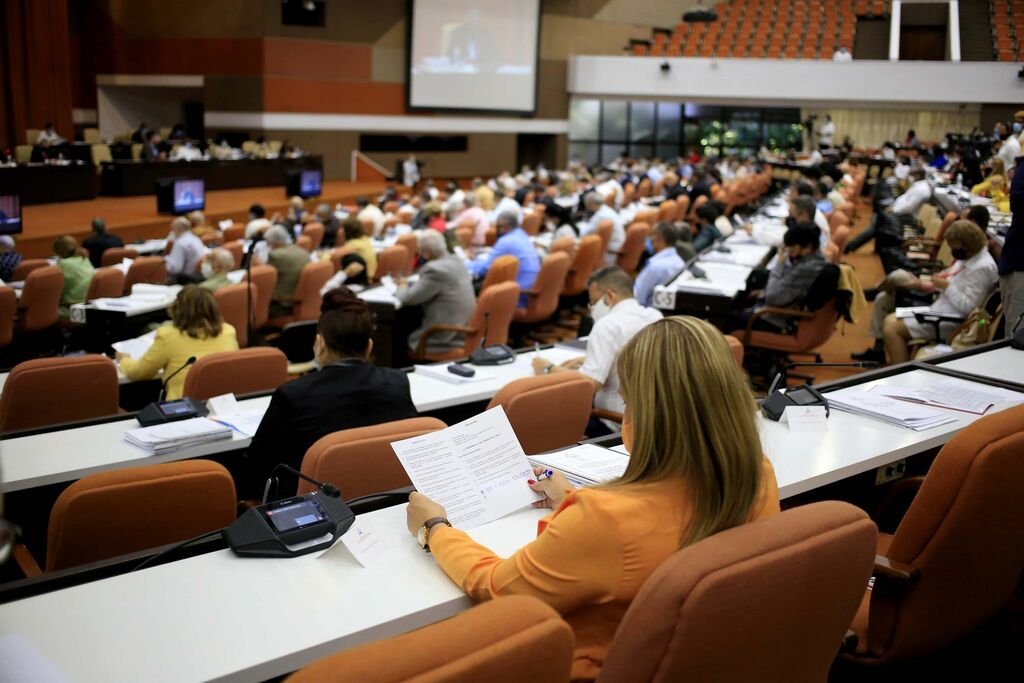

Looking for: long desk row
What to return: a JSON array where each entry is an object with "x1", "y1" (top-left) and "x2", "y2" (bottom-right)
[{"x1": 0, "y1": 342, "x2": 1021, "y2": 682}]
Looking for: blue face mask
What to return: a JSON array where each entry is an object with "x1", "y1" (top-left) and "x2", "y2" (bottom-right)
[
  {"x1": 645, "y1": 238, "x2": 655, "y2": 254},
  {"x1": 1014, "y1": 122, "x2": 1023, "y2": 134}
]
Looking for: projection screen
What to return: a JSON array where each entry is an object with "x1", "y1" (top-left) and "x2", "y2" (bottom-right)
[{"x1": 407, "y1": 0, "x2": 541, "y2": 114}]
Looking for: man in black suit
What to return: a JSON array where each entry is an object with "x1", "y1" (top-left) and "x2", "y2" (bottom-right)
[
  {"x1": 243, "y1": 287, "x2": 418, "y2": 497},
  {"x1": 141, "y1": 130, "x2": 165, "y2": 162},
  {"x1": 82, "y1": 217, "x2": 125, "y2": 268}
]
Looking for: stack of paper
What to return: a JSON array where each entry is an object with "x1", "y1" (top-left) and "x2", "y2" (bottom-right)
[
  {"x1": 873, "y1": 379, "x2": 1023, "y2": 415},
  {"x1": 826, "y1": 386, "x2": 958, "y2": 430},
  {"x1": 414, "y1": 364, "x2": 493, "y2": 385},
  {"x1": 111, "y1": 330, "x2": 157, "y2": 360},
  {"x1": 124, "y1": 418, "x2": 233, "y2": 455},
  {"x1": 209, "y1": 411, "x2": 265, "y2": 437},
  {"x1": 529, "y1": 444, "x2": 629, "y2": 487}
]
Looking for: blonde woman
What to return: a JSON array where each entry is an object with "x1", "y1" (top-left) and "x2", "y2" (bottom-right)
[
  {"x1": 407, "y1": 316, "x2": 780, "y2": 682},
  {"x1": 972, "y1": 157, "x2": 1010, "y2": 212}
]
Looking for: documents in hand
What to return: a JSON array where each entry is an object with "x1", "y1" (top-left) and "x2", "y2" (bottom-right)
[
  {"x1": 529, "y1": 444, "x2": 629, "y2": 487},
  {"x1": 825, "y1": 386, "x2": 958, "y2": 430},
  {"x1": 390, "y1": 406, "x2": 543, "y2": 529},
  {"x1": 872, "y1": 378, "x2": 1023, "y2": 415},
  {"x1": 414, "y1": 363, "x2": 493, "y2": 385},
  {"x1": 124, "y1": 417, "x2": 233, "y2": 455},
  {"x1": 111, "y1": 330, "x2": 157, "y2": 360}
]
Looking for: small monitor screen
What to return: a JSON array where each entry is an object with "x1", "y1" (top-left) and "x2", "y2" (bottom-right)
[
  {"x1": 299, "y1": 170, "x2": 322, "y2": 198},
  {"x1": 264, "y1": 499, "x2": 326, "y2": 533},
  {"x1": 0, "y1": 194, "x2": 23, "y2": 235},
  {"x1": 173, "y1": 180, "x2": 205, "y2": 213},
  {"x1": 158, "y1": 400, "x2": 196, "y2": 417},
  {"x1": 788, "y1": 387, "x2": 821, "y2": 406}
]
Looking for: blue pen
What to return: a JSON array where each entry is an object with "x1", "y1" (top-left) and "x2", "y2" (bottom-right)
[{"x1": 535, "y1": 469, "x2": 554, "y2": 482}]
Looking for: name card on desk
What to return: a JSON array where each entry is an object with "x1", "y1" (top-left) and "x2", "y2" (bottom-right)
[
  {"x1": 782, "y1": 406, "x2": 828, "y2": 432},
  {"x1": 318, "y1": 520, "x2": 391, "y2": 567},
  {"x1": 206, "y1": 393, "x2": 239, "y2": 416}
]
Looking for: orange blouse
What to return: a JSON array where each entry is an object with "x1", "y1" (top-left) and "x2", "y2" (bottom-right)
[{"x1": 429, "y1": 458, "x2": 780, "y2": 682}]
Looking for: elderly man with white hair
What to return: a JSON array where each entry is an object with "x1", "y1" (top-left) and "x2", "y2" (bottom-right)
[
  {"x1": 199, "y1": 247, "x2": 237, "y2": 293},
  {"x1": 580, "y1": 192, "x2": 625, "y2": 265},
  {"x1": 395, "y1": 230, "x2": 476, "y2": 357},
  {"x1": 260, "y1": 225, "x2": 310, "y2": 316},
  {"x1": 165, "y1": 216, "x2": 205, "y2": 283}
]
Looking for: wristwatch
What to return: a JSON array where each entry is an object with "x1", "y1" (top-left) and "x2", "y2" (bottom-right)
[
  {"x1": 417, "y1": 517, "x2": 452, "y2": 552},
  {"x1": 542, "y1": 363, "x2": 555, "y2": 374}
]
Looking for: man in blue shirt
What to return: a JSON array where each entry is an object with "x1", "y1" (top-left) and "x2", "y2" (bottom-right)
[
  {"x1": 470, "y1": 211, "x2": 540, "y2": 306},
  {"x1": 633, "y1": 222, "x2": 684, "y2": 307}
]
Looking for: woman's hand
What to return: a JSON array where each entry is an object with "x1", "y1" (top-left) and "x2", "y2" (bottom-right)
[
  {"x1": 114, "y1": 352, "x2": 127, "y2": 362},
  {"x1": 406, "y1": 492, "x2": 448, "y2": 537},
  {"x1": 531, "y1": 356, "x2": 551, "y2": 375},
  {"x1": 528, "y1": 467, "x2": 572, "y2": 509},
  {"x1": 559, "y1": 357, "x2": 585, "y2": 370}
]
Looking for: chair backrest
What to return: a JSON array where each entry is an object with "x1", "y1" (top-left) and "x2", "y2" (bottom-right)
[
  {"x1": 295, "y1": 234, "x2": 313, "y2": 252},
  {"x1": 673, "y1": 195, "x2": 691, "y2": 222},
  {"x1": 222, "y1": 225, "x2": 245, "y2": 243},
  {"x1": 864, "y1": 403, "x2": 1024, "y2": 662},
  {"x1": 656, "y1": 199, "x2": 677, "y2": 223},
  {"x1": 85, "y1": 268, "x2": 126, "y2": 302},
  {"x1": 516, "y1": 251, "x2": 571, "y2": 323},
  {"x1": 0, "y1": 355, "x2": 119, "y2": 433},
  {"x1": 100, "y1": 247, "x2": 139, "y2": 267},
  {"x1": 462, "y1": 281, "x2": 519, "y2": 352},
  {"x1": 213, "y1": 282, "x2": 256, "y2": 347},
  {"x1": 182, "y1": 347, "x2": 289, "y2": 401},
  {"x1": 301, "y1": 222, "x2": 324, "y2": 250},
  {"x1": 485, "y1": 373, "x2": 595, "y2": 455},
  {"x1": 615, "y1": 222, "x2": 651, "y2": 275},
  {"x1": 522, "y1": 212, "x2": 542, "y2": 236},
  {"x1": 723, "y1": 334, "x2": 743, "y2": 368},
  {"x1": 200, "y1": 232, "x2": 222, "y2": 247},
  {"x1": 45, "y1": 461, "x2": 236, "y2": 571},
  {"x1": 563, "y1": 235, "x2": 603, "y2": 297},
  {"x1": 286, "y1": 595, "x2": 574, "y2": 683},
  {"x1": 549, "y1": 236, "x2": 576, "y2": 256},
  {"x1": 16, "y1": 266, "x2": 63, "y2": 333},
  {"x1": 83, "y1": 127, "x2": 101, "y2": 143},
  {"x1": 329, "y1": 246, "x2": 357, "y2": 272},
  {"x1": 598, "y1": 501, "x2": 876, "y2": 683},
  {"x1": 480, "y1": 254, "x2": 519, "y2": 292},
  {"x1": 831, "y1": 225, "x2": 851, "y2": 259},
  {"x1": 0, "y1": 287, "x2": 15, "y2": 348},
  {"x1": 124, "y1": 256, "x2": 167, "y2": 293},
  {"x1": 222, "y1": 240, "x2": 244, "y2": 269},
  {"x1": 11, "y1": 258, "x2": 49, "y2": 282},
  {"x1": 299, "y1": 417, "x2": 447, "y2": 499},
  {"x1": 374, "y1": 246, "x2": 410, "y2": 282},
  {"x1": 688, "y1": 194, "x2": 709, "y2": 222},
  {"x1": 594, "y1": 219, "x2": 614, "y2": 255},
  {"x1": 247, "y1": 265, "x2": 277, "y2": 329},
  {"x1": 396, "y1": 233, "x2": 419, "y2": 271},
  {"x1": 291, "y1": 261, "x2": 333, "y2": 322}
]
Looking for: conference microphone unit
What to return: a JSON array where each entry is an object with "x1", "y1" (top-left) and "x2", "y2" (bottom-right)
[
  {"x1": 469, "y1": 311, "x2": 516, "y2": 365},
  {"x1": 262, "y1": 463, "x2": 342, "y2": 505},
  {"x1": 136, "y1": 357, "x2": 209, "y2": 427},
  {"x1": 760, "y1": 361, "x2": 880, "y2": 422}
]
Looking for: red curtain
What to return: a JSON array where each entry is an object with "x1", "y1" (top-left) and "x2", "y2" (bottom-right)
[{"x1": 0, "y1": 0, "x2": 74, "y2": 150}]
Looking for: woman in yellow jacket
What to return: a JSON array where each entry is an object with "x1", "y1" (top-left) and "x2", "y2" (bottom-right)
[
  {"x1": 407, "y1": 316, "x2": 780, "y2": 682},
  {"x1": 117, "y1": 285, "x2": 239, "y2": 400},
  {"x1": 971, "y1": 157, "x2": 1010, "y2": 212}
]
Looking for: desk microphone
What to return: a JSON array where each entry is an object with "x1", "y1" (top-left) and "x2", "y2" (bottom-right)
[
  {"x1": 136, "y1": 357, "x2": 207, "y2": 426},
  {"x1": 262, "y1": 463, "x2": 341, "y2": 504},
  {"x1": 761, "y1": 361, "x2": 880, "y2": 422},
  {"x1": 158, "y1": 356, "x2": 197, "y2": 402},
  {"x1": 469, "y1": 311, "x2": 515, "y2": 365}
]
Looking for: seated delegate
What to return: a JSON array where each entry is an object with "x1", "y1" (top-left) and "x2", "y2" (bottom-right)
[
  {"x1": 633, "y1": 222, "x2": 684, "y2": 307},
  {"x1": 244, "y1": 288, "x2": 417, "y2": 496},
  {"x1": 53, "y1": 235, "x2": 95, "y2": 319},
  {"x1": 469, "y1": 211, "x2": 540, "y2": 306},
  {"x1": 165, "y1": 217, "x2": 205, "y2": 285},
  {"x1": 260, "y1": 225, "x2": 311, "y2": 317},
  {"x1": 198, "y1": 248, "x2": 236, "y2": 293},
  {"x1": 117, "y1": 286, "x2": 239, "y2": 400},
  {"x1": 407, "y1": 316, "x2": 780, "y2": 682},
  {"x1": 82, "y1": 217, "x2": 124, "y2": 268}
]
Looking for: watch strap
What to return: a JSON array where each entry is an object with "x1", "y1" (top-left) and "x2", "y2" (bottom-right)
[{"x1": 420, "y1": 517, "x2": 451, "y2": 552}]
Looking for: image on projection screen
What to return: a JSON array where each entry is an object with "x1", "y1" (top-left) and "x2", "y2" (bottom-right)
[{"x1": 408, "y1": 0, "x2": 539, "y2": 113}]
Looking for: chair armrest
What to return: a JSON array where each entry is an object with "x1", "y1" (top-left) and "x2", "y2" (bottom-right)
[
  {"x1": 591, "y1": 408, "x2": 624, "y2": 424},
  {"x1": 13, "y1": 543, "x2": 41, "y2": 578},
  {"x1": 741, "y1": 306, "x2": 814, "y2": 345},
  {"x1": 286, "y1": 360, "x2": 317, "y2": 376},
  {"x1": 872, "y1": 475, "x2": 926, "y2": 524},
  {"x1": 874, "y1": 554, "x2": 920, "y2": 587},
  {"x1": 913, "y1": 312, "x2": 965, "y2": 324},
  {"x1": 414, "y1": 324, "x2": 477, "y2": 360}
]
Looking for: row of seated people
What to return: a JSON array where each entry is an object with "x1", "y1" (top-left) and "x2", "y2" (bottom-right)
[{"x1": 9, "y1": 312, "x2": 1023, "y2": 681}]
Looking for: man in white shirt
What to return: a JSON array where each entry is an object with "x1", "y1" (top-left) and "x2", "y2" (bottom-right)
[
  {"x1": 165, "y1": 217, "x2": 205, "y2": 283},
  {"x1": 491, "y1": 189, "x2": 524, "y2": 225},
  {"x1": 532, "y1": 266, "x2": 662, "y2": 433},
  {"x1": 356, "y1": 197, "x2": 385, "y2": 237},
  {"x1": 891, "y1": 169, "x2": 932, "y2": 220},
  {"x1": 817, "y1": 114, "x2": 835, "y2": 149},
  {"x1": 997, "y1": 131, "x2": 1021, "y2": 171},
  {"x1": 832, "y1": 47, "x2": 853, "y2": 62},
  {"x1": 244, "y1": 204, "x2": 272, "y2": 239},
  {"x1": 36, "y1": 122, "x2": 65, "y2": 147},
  {"x1": 402, "y1": 155, "x2": 419, "y2": 188},
  {"x1": 581, "y1": 192, "x2": 625, "y2": 265}
]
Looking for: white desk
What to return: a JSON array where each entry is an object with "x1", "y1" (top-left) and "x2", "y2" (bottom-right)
[
  {"x1": 931, "y1": 346, "x2": 1024, "y2": 387},
  {"x1": 0, "y1": 504, "x2": 547, "y2": 683}
]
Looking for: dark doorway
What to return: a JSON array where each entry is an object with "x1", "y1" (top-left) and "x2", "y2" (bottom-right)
[
  {"x1": 517, "y1": 134, "x2": 557, "y2": 170},
  {"x1": 900, "y1": 26, "x2": 947, "y2": 60},
  {"x1": 183, "y1": 102, "x2": 205, "y2": 141}
]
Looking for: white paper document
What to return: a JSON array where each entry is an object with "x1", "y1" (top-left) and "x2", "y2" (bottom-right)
[
  {"x1": 111, "y1": 330, "x2": 157, "y2": 360},
  {"x1": 895, "y1": 306, "x2": 931, "y2": 319},
  {"x1": 826, "y1": 386, "x2": 958, "y2": 431},
  {"x1": 0, "y1": 634, "x2": 72, "y2": 683},
  {"x1": 390, "y1": 406, "x2": 543, "y2": 529},
  {"x1": 529, "y1": 444, "x2": 629, "y2": 486},
  {"x1": 414, "y1": 364, "x2": 493, "y2": 385},
  {"x1": 873, "y1": 378, "x2": 1023, "y2": 415},
  {"x1": 317, "y1": 520, "x2": 393, "y2": 567},
  {"x1": 209, "y1": 411, "x2": 265, "y2": 437},
  {"x1": 124, "y1": 417, "x2": 233, "y2": 455},
  {"x1": 782, "y1": 405, "x2": 828, "y2": 431}
]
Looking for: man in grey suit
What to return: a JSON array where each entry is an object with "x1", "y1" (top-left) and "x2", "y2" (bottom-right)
[{"x1": 395, "y1": 230, "x2": 477, "y2": 356}]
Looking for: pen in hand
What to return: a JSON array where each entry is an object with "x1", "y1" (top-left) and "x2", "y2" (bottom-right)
[{"x1": 535, "y1": 469, "x2": 554, "y2": 482}]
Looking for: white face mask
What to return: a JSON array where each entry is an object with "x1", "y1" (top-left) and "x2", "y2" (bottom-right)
[
  {"x1": 591, "y1": 295, "x2": 612, "y2": 322},
  {"x1": 200, "y1": 261, "x2": 213, "y2": 279}
]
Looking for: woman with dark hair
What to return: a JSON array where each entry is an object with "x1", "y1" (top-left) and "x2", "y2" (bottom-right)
[
  {"x1": 117, "y1": 285, "x2": 238, "y2": 399},
  {"x1": 244, "y1": 287, "x2": 417, "y2": 495}
]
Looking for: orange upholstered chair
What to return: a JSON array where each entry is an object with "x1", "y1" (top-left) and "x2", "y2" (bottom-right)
[
  {"x1": 295, "y1": 234, "x2": 313, "y2": 252},
  {"x1": 100, "y1": 247, "x2": 139, "y2": 267},
  {"x1": 85, "y1": 268, "x2": 126, "y2": 302},
  {"x1": 301, "y1": 222, "x2": 325, "y2": 251},
  {"x1": 514, "y1": 252, "x2": 571, "y2": 325},
  {"x1": 286, "y1": 596, "x2": 574, "y2": 683},
  {"x1": 674, "y1": 195, "x2": 691, "y2": 222},
  {"x1": 0, "y1": 287, "x2": 15, "y2": 348},
  {"x1": 724, "y1": 334, "x2": 744, "y2": 368},
  {"x1": 831, "y1": 225, "x2": 851, "y2": 260},
  {"x1": 15, "y1": 266, "x2": 62, "y2": 333},
  {"x1": 615, "y1": 222, "x2": 651, "y2": 276},
  {"x1": 0, "y1": 355, "x2": 119, "y2": 433},
  {"x1": 213, "y1": 282, "x2": 256, "y2": 347},
  {"x1": 15, "y1": 461, "x2": 236, "y2": 574},
  {"x1": 846, "y1": 404, "x2": 1024, "y2": 665},
  {"x1": 549, "y1": 236, "x2": 576, "y2": 256},
  {"x1": 522, "y1": 212, "x2": 542, "y2": 236},
  {"x1": 247, "y1": 265, "x2": 277, "y2": 329},
  {"x1": 413, "y1": 281, "x2": 520, "y2": 362},
  {"x1": 329, "y1": 246, "x2": 358, "y2": 272},
  {"x1": 480, "y1": 254, "x2": 519, "y2": 292},
  {"x1": 656, "y1": 199, "x2": 677, "y2": 223},
  {"x1": 374, "y1": 245, "x2": 410, "y2": 282},
  {"x1": 593, "y1": 219, "x2": 614, "y2": 256},
  {"x1": 299, "y1": 417, "x2": 447, "y2": 500},
  {"x1": 563, "y1": 235, "x2": 603, "y2": 297},
  {"x1": 267, "y1": 261, "x2": 333, "y2": 327},
  {"x1": 222, "y1": 240, "x2": 245, "y2": 269},
  {"x1": 11, "y1": 258, "x2": 49, "y2": 281},
  {"x1": 599, "y1": 501, "x2": 876, "y2": 683},
  {"x1": 486, "y1": 373, "x2": 595, "y2": 454},
  {"x1": 182, "y1": 347, "x2": 288, "y2": 400},
  {"x1": 124, "y1": 256, "x2": 168, "y2": 293},
  {"x1": 396, "y1": 232, "x2": 419, "y2": 268},
  {"x1": 223, "y1": 225, "x2": 245, "y2": 243}
]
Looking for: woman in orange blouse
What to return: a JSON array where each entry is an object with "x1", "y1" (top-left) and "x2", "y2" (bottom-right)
[{"x1": 406, "y1": 316, "x2": 780, "y2": 682}]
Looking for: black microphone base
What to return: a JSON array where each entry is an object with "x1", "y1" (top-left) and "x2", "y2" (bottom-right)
[
  {"x1": 136, "y1": 398, "x2": 209, "y2": 427},
  {"x1": 469, "y1": 344, "x2": 516, "y2": 366}
]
